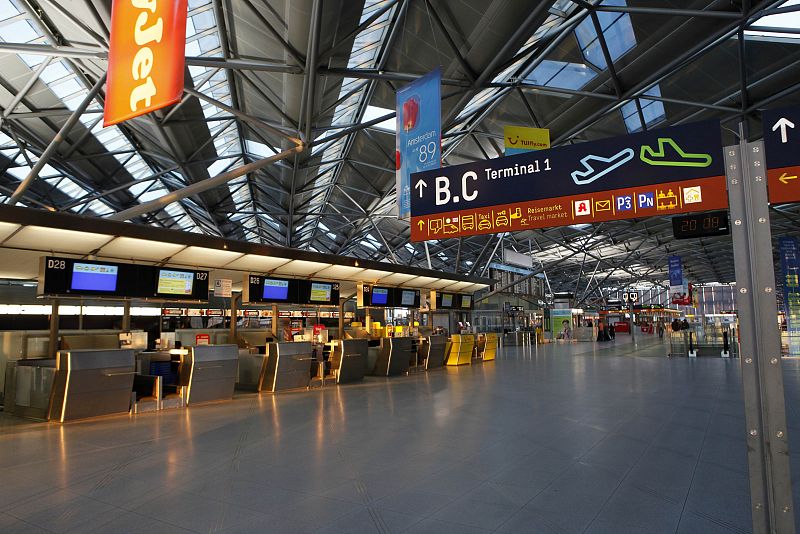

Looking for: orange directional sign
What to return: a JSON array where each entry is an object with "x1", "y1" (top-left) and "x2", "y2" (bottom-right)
[
  {"x1": 764, "y1": 106, "x2": 800, "y2": 204},
  {"x1": 104, "y1": 0, "x2": 189, "y2": 126},
  {"x1": 410, "y1": 121, "x2": 726, "y2": 241}
]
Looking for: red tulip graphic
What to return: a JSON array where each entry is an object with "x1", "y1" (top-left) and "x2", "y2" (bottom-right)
[
  {"x1": 396, "y1": 150, "x2": 401, "y2": 170},
  {"x1": 403, "y1": 96, "x2": 419, "y2": 132}
]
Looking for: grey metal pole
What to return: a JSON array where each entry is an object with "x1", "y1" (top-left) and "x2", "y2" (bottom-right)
[
  {"x1": 229, "y1": 293, "x2": 240, "y2": 343},
  {"x1": 726, "y1": 139, "x2": 795, "y2": 533},
  {"x1": 338, "y1": 298, "x2": 345, "y2": 340},
  {"x1": 122, "y1": 300, "x2": 131, "y2": 331},
  {"x1": 8, "y1": 73, "x2": 106, "y2": 204},
  {"x1": 48, "y1": 299, "x2": 59, "y2": 359},
  {"x1": 271, "y1": 304, "x2": 279, "y2": 341},
  {"x1": 109, "y1": 145, "x2": 303, "y2": 221}
]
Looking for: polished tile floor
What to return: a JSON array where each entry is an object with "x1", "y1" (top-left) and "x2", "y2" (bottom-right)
[{"x1": 1, "y1": 336, "x2": 798, "y2": 533}]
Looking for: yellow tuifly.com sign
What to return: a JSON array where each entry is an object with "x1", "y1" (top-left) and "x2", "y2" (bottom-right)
[{"x1": 504, "y1": 126, "x2": 550, "y2": 155}]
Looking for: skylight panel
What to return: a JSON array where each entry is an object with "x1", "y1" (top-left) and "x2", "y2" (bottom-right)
[
  {"x1": 0, "y1": 18, "x2": 38, "y2": 42},
  {"x1": 362, "y1": 105, "x2": 395, "y2": 132},
  {"x1": 305, "y1": 0, "x2": 397, "y2": 216},
  {"x1": 575, "y1": 0, "x2": 636, "y2": 69},
  {"x1": 621, "y1": 86, "x2": 665, "y2": 133},
  {"x1": 746, "y1": 0, "x2": 800, "y2": 40},
  {"x1": 527, "y1": 60, "x2": 598, "y2": 91}
]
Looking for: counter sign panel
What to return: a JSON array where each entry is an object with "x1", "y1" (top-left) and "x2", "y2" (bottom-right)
[
  {"x1": 763, "y1": 106, "x2": 800, "y2": 204},
  {"x1": 410, "y1": 120, "x2": 727, "y2": 241}
]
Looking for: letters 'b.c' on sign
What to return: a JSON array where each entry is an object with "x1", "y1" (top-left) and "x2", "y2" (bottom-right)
[{"x1": 409, "y1": 120, "x2": 727, "y2": 242}]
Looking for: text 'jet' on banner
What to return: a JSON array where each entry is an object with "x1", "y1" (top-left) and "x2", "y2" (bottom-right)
[
  {"x1": 104, "y1": 0, "x2": 188, "y2": 126},
  {"x1": 396, "y1": 68, "x2": 441, "y2": 219},
  {"x1": 409, "y1": 120, "x2": 727, "y2": 242}
]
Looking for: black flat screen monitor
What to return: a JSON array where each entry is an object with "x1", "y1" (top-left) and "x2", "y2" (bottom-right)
[
  {"x1": 262, "y1": 279, "x2": 290, "y2": 301},
  {"x1": 371, "y1": 287, "x2": 389, "y2": 306},
  {"x1": 461, "y1": 295, "x2": 472, "y2": 309},
  {"x1": 309, "y1": 282, "x2": 333, "y2": 303},
  {"x1": 156, "y1": 269, "x2": 194, "y2": 296},
  {"x1": 441, "y1": 293, "x2": 453, "y2": 308},
  {"x1": 400, "y1": 290, "x2": 416, "y2": 307},
  {"x1": 70, "y1": 262, "x2": 119, "y2": 292}
]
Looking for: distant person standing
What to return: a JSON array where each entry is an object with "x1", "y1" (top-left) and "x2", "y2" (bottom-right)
[
  {"x1": 608, "y1": 323, "x2": 615, "y2": 340},
  {"x1": 657, "y1": 321, "x2": 665, "y2": 339}
]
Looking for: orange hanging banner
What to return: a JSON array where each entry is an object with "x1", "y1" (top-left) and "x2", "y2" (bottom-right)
[{"x1": 103, "y1": 0, "x2": 188, "y2": 127}]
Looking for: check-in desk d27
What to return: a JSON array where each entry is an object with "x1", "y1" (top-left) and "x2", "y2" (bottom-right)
[{"x1": 182, "y1": 345, "x2": 238, "y2": 405}]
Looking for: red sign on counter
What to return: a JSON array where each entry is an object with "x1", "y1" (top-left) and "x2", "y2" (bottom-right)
[{"x1": 195, "y1": 334, "x2": 210, "y2": 345}]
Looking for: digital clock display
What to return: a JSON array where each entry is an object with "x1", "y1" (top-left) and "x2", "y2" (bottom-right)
[{"x1": 672, "y1": 210, "x2": 729, "y2": 240}]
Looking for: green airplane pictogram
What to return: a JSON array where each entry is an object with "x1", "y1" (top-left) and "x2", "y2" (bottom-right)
[{"x1": 639, "y1": 137, "x2": 712, "y2": 167}]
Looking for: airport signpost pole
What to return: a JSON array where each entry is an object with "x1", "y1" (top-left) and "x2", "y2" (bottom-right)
[{"x1": 726, "y1": 139, "x2": 795, "y2": 533}]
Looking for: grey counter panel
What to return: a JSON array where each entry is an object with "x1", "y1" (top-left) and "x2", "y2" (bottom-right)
[{"x1": 185, "y1": 345, "x2": 238, "y2": 405}]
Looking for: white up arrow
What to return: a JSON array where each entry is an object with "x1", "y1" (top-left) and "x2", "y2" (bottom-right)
[
  {"x1": 772, "y1": 117, "x2": 795, "y2": 144},
  {"x1": 415, "y1": 179, "x2": 428, "y2": 198}
]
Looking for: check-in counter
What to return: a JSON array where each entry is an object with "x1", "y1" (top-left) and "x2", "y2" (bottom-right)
[
  {"x1": 329, "y1": 339, "x2": 367, "y2": 384},
  {"x1": 48, "y1": 349, "x2": 135, "y2": 422},
  {"x1": 3, "y1": 359, "x2": 56, "y2": 420},
  {"x1": 372, "y1": 337, "x2": 413, "y2": 376},
  {"x1": 264, "y1": 342, "x2": 314, "y2": 392},
  {"x1": 417, "y1": 335, "x2": 448, "y2": 370},
  {"x1": 182, "y1": 345, "x2": 238, "y2": 405},
  {"x1": 477, "y1": 333, "x2": 498, "y2": 361},
  {"x1": 446, "y1": 334, "x2": 474, "y2": 366}
]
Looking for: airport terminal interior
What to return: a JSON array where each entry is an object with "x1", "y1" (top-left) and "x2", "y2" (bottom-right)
[{"x1": 1, "y1": 0, "x2": 800, "y2": 533}]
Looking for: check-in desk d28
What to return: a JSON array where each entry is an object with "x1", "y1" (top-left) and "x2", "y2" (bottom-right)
[
  {"x1": 445, "y1": 334, "x2": 475, "y2": 366},
  {"x1": 48, "y1": 349, "x2": 136, "y2": 422}
]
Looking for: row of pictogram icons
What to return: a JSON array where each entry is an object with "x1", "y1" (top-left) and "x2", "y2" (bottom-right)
[{"x1": 573, "y1": 185, "x2": 703, "y2": 217}]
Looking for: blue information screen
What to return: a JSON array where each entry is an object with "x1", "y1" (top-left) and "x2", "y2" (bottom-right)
[
  {"x1": 263, "y1": 279, "x2": 289, "y2": 300},
  {"x1": 71, "y1": 263, "x2": 119, "y2": 292},
  {"x1": 372, "y1": 288, "x2": 389, "y2": 305}
]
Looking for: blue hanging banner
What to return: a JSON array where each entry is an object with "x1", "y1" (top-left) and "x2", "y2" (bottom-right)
[
  {"x1": 396, "y1": 68, "x2": 441, "y2": 219},
  {"x1": 668, "y1": 256, "x2": 683, "y2": 287},
  {"x1": 779, "y1": 237, "x2": 800, "y2": 356}
]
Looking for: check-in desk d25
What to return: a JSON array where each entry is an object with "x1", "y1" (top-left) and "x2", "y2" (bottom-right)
[
  {"x1": 264, "y1": 342, "x2": 314, "y2": 392},
  {"x1": 183, "y1": 345, "x2": 238, "y2": 405}
]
